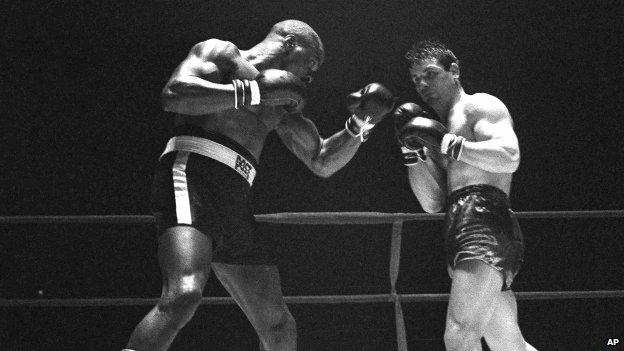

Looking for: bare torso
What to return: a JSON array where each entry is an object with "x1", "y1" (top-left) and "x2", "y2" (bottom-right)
[
  {"x1": 174, "y1": 106, "x2": 286, "y2": 162},
  {"x1": 172, "y1": 41, "x2": 291, "y2": 162},
  {"x1": 437, "y1": 94, "x2": 513, "y2": 196}
]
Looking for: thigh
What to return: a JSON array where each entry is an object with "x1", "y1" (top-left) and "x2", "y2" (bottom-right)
[
  {"x1": 158, "y1": 226, "x2": 214, "y2": 293},
  {"x1": 211, "y1": 263, "x2": 288, "y2": 324},
  {"x1": 447, "y1": 260, "x2": 505, "y2": 331}
]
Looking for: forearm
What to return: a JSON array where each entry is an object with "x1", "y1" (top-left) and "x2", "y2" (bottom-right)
[
  {"x1": 161, "y1": 77, "x2": 236, "y2": 115},
  {"x1": 311, "y1": 129, "x2": 362, "y2": 177},
  {"x1": 406, "y1": 159, "x2": 446, "y2": 213},
  {"x1": 459, "y1": 138, "x2": 520, "y2": 173}
]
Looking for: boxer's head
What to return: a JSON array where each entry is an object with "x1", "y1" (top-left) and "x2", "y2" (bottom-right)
[
  {"x1": 266, "y1": 20, "x2": 324, "y2": 83},
  {"x1": 405, "y1": 40, "x2": 460, "y2": 104}
]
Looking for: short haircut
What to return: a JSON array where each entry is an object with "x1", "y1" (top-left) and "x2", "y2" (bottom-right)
[
  {"x1": 405, "y1": 40, "x2": 458, "y2": 71},
  {"x1": 270, "y1": 20, "x2": 325, "y2": 66}
]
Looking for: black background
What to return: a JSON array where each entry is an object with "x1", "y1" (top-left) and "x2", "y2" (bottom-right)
[{"x1": 1, "y1": 1, "x2": 623, "y2": 350}]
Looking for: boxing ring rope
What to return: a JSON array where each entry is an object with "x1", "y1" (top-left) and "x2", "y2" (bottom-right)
[
  {"x1": 2, "y1": 210, "x2": 623, "y2": 350},
  {"x1": 2, "y1": 209, "x2": 623, "y2": 225}
]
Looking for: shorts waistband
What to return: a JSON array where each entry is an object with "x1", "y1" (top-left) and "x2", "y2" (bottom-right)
[
  {"x1": 160, "y1": 135, "x2": 257, "y2": 186},
  {"x1": 447, "y1": 184, "x2": 510, "y2": 207},
  {"x1": 172, "y1": 125, "x2": 258, "y2": 166}
]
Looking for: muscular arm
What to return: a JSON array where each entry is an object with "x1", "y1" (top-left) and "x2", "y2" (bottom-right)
[
  {"x1": 459, "y1": 94, "x2": 520, "y2": 173},
  {"x1": 275, "y1": 114, "x2": 362, "y2": 178},
  {"x1": 406, "y1": 149, "x2": 447, "y2": 213},
  {"x1": 161, "y1": 39, "x2": 253, "y2": 115}
]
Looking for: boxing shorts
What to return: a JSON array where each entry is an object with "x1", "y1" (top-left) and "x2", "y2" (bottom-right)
[
  {"x1": 443, "y1": 184, "x2": 524, "y2": 290},
  {"x1": 151, "y1": 124, "x2": 275, "y2": 265}
]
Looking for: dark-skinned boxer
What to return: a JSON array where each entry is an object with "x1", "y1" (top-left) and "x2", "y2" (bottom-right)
[{"x1": 123, "y1": 20, "x2": 395, "y2": 351}]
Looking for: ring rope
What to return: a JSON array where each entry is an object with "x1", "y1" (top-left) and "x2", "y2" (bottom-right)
[
  {"x1": 2, "y1": 210, "x2": 622, "y2": 350},
  {"x1": 0, "y1": 210, "x2": 622, "y2": 225},
  {"x1": 389, "y1": 220, "x2": 408, "y2": 350},
  {"x1": 1, "y1": 290, "x2": 623, "y2": 308}
]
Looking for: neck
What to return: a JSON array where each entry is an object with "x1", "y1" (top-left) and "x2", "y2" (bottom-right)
[
  {"x1": 243, "y1": 40, "x2": 284, "y2": 71},
  {"x1": 431, "y1": 84, "x2": 464, "y2": 122}
]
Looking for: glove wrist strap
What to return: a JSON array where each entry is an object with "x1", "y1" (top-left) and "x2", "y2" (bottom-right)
[
  {"x1": 232, "y1": 79, "x2": 261, "y2": 109},
  {"x1": 441, "y1": 134, "x2": 465, "y2": 161},
  {"x1": 248, "y1": 80, "x2": 260, "y2": 105},
  {"x1": 401, "y1": 147, "x2": 427, "y2": 166},
  {"x1": 345, "y1": 114, "x2": 374, "y2": 142}
]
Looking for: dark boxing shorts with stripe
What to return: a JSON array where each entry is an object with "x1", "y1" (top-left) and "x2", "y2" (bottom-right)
[
  {"x1": 443, "y1": 184, "x2": 524, "y2": 290},
  {"x1": 151, "y1": 124, "x2": 275, "y2": 265}
]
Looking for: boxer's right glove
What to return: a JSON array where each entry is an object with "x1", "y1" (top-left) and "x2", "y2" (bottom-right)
[
  {"x1": 345, "y1": 83, "x2": 396, "y2": 141},
  {"x1": 394, "y1": 102, "x2": 428, "y2": 166},
  {"x1": 399, "y1": 113, "x2": 465, "y2": 161},
  {"x1": 231, "y1": 69, "x2": 306, "y2": 111}
]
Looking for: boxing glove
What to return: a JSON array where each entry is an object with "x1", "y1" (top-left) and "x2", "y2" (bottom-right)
[
  {"x1": 346, "y1": 83, "x2": 396, "y2": 124},
  {"x1": 399, "y1": 116, "x2": 465, "y2": 161},
  {"x1": 393, "y1": 103, "x2": 429, "y2": 145},
  {"x1": 394, "y1": 103, "x2": 429, "y2": 166},
  {"x1": 232, "y1": 69, "x2": 306, "y2": 110},
  {"x1": 344, "y1": 83, "x2": 395, "y2": 142}
]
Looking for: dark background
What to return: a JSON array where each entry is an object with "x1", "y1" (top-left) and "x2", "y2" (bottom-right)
[{"x1": 1, "y1": 1, "x2": 623, "y2": 350}]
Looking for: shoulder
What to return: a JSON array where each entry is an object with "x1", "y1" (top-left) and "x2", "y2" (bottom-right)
[
  {"x1": 276, "y1": 113, "x2": 321, "y2": 142},
  {"x1": 275, "y1": 113, "x2": 322, "y2": 158},
  {"x1": 466, "y1": 93, "x2": 508, "y2": 114},
  {"x1": 464, "y1": 93, "x2": 510, "y2": 122},
  {"x1": 277, "y1": 112, "x2": 316, "y2": 132},
  {"x1": 189, "y1": 39, "x2": 242, "y2": 61}
]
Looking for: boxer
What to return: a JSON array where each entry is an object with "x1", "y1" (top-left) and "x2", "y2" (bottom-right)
[
  {"x1": 124, "y1": 20, "x2": 395, "y2": 351},
  {"x1": 395, "y1": 40, "x2": 537, "y2": 351}
]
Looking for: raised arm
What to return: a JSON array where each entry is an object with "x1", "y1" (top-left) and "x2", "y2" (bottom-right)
[
  {"x1": 161, "y1": 39, "x2": 249, "y2": 115},
  {"x1": 397, "y1": 94, "x2": 519, "y2": 173},
  {"x1": 276, "y1": 113, "x2": 361, "y2": 178},
  {"x1": 459, "y1": 94, "x2": 520, "y2": 173},
  {"x1": 275, "y1": 83, "x2": 395, "y2": 178},
  {"x1": 161, "y1": 39, "x2": 307, "y2": 117},
  {"x1": 405, "y1": 148, "x2": 447, "y2": 213},
  {"x1": 395, "y1": 103, "x2": 446, "y2": 213}
]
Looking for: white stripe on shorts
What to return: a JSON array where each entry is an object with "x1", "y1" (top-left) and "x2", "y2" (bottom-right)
[{"x1": 172, "y1": 151, "x2": 192, "y2": 225}]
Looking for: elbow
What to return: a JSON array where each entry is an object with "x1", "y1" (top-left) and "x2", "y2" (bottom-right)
[
  {"x1": 161, "y1": 96, "x2": 176, "y2": 112},
  {"x1": 307, "y1": 153, "x2": 339, "y2": 178},
  {"x1": 161, "y1": 88, "x2": 176, "y2": 112},
  {"x1": 415, "y1": 195, "x2": 444, "y2": 213},
  {"x1": 508, "y1": 159, "x2": 520, "y2": 173},
  {"x1": 421, "y1": 203, "x2": 443, "y2": 214},
  {"x1": 161, "y1": 81, "x2": 185, "y2": 112},
  {"x1": 506, "y1": 149, "x2": 521, "y2": 173},
  {"x1": 312, "y1": 167, "x2": 335, "y2": 179},
  {"x1": 309, "y1": 159, "x2": 337, "y2": 178}
]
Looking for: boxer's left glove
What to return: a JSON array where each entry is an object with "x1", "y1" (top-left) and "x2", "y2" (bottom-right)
[
  {"x1": 344, "y1": 83, "x2": 396, "y2": 142},
  {"x1": 231, "y1": 69, "x2": 306, "y2": 111},
  {"x1": 394, "y1": 102, "x2": 428, "y2": 166},
  {"x1": 398, "y1": 113, "x2": 465, "y2": 161}
]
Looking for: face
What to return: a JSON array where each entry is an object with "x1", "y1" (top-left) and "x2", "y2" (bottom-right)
[
  {"x1": 280, "y1": 39, "x2": 320, "y2": 83},
  {"x1": 409, "y1": 58, "x2": 457, "y2": 104}
]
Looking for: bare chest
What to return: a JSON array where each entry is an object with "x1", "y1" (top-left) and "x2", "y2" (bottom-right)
[
  {"x1": 446, "y1": 109, "x2": 473, "y2": 139},
  {"x1": 179, "y1": 106, "x2": 287, "y2": 160}
]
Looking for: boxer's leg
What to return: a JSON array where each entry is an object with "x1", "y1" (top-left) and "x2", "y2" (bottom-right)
[
  {"x1": 444, "y1": 260, "x2": 503, "y2": 351},
  {"x1": 212, "y1": 263, "x2": 296, "y2": 351},
  {"x1": 126, "y1": 226, "x2": 213, "y2": 351}
]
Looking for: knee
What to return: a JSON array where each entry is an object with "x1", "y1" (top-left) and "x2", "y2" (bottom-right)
[
  {"x1": 158, "y1": 287, "x2": 203, "y2": 327},
  {"x1": 260, "y1": 306, "x2": 296, "y2": 342},
  {"x1": 267, "y1": 306, "x2": 296, "y2": 332},
  {"x1": 444, "y1": 317, "x2": 482, "y2": 351}
]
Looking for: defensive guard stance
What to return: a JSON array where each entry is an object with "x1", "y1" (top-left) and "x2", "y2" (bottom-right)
[{"x1": 394, "y1": 40, "x2": 537, "y2": 351}]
